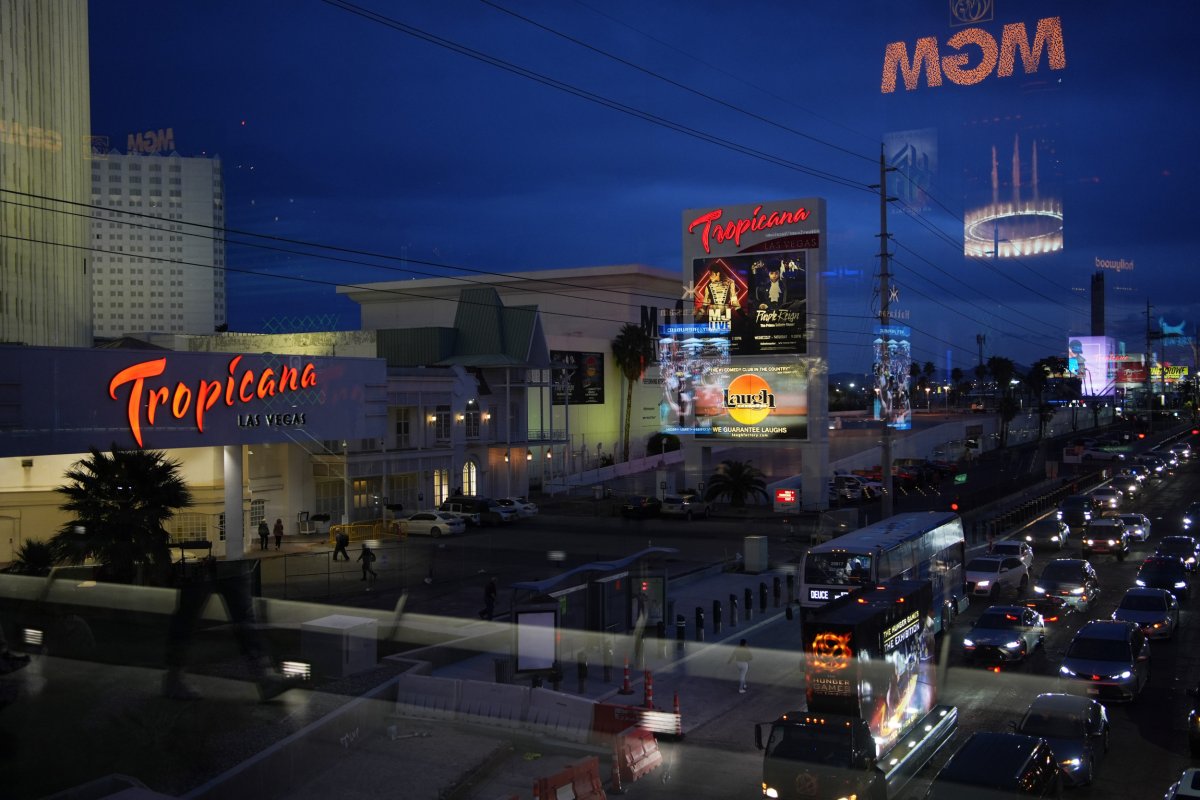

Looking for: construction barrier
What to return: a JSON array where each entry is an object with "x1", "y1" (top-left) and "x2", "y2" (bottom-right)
[
  {"x1": 613, "y1": 726, "x2": 663, "y2": 786},
  {"x1": 328, "y1": 519, "x2": 405, "y2": 545},
  {"x1": 527, "y1": 687, "x2": 596, "y2": 744},
  {"x1": 593, "y1": 701, "x2": 682, "y2": 740},
  {"x1": 533, "y1": 756, "x2": 607, "y2": 800}
]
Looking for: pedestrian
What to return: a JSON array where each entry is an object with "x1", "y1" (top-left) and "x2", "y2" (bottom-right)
[
  {"x1": 729, "y1": 638, "x2": 752, "y2": 693},
  {"x1": 987, "y1": 528, "x2": 995, "y2": 554},
  {"x1": 257, "y1": 520, "x2": 270, "y2": 551},
  {"x1": 332, "y1": 530, "x2": 350, "y2": 561},
  {"x1": 481, "y1": 577, "x2": 498, "y2": 620},
  {"x1": 273, "y1": 518, "x2": 284, "y2": 551},
  {"x1": 357, "y1": 543, "x2": 377, "y2": 584}
]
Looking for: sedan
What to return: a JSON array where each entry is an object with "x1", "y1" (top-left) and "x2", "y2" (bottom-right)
[
  {"x1": 1156, "y1": 535, "x2": 1200, "y2": 572},
  {"x1": 1111, "y1": 475, "x2": 1141, "y2": 498},
  {"x1": 1089, "y1": 487, "x2": 1124, "y2": 511},
  {"x1": 620, "y1": 496, "x2": 662, "y2": 518},
  {"x1": 1112, "y1": 587, "x2": 1180, "y2": 639},
  {"x1": 1014, "y1": 693, "x2": 1108, "y2": 787},
  {"x1": 991, "y1": 540, "x2": 1034, "y2": 571},
  {"x1": 963, "y1": 605, "x2": 1045, "y2": 663},
  {"x1": 1025, "y1": 518, "x2": 1071, "y2": 551},
  {"x1": 1136, "y1": 556, "x2": 1191, "y2": 601},
  {"x1": 402, "y1": 511, "x2": 465, "y2": 537},
  {"x1": 965, "y1": 556, "x2": 1029, "y2": 598},
  {"x1": 1112, "y1": 512, "x2": 1151, "y2": 542},
  {"x1": 498, "y1": 497, "x2": 538, "y2": 518},
  {"x1": 1031, "y1": 558, "x2": 1100, "y2": 614},
  {"x1": 1162, "y1": 768, "x2": 1200, "y2": 800}
]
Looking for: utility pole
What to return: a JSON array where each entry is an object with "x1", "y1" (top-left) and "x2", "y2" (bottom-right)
[
  {"x1": 875, "y1": 146, "x2": 897, "y2": 518},
  {"x1": 1146, "y1": 300, "x2": 1163, "y2": 434}
]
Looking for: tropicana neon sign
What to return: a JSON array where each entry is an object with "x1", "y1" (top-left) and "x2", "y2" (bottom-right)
[
  {"x1": 108, "y1": 355, "x2": 318, "y2": 447},
  {"x1": 687, "y1": 205, "x2": 811, "y2": 254}
]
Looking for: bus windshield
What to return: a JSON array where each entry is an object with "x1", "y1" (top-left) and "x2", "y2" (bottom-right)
[{"x1": 804, "y1": 552, "x2": 873, "y2": 586}]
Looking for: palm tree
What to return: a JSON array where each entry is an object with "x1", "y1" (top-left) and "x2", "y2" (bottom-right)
[
  {"x1": 704, "y1": 460, "x2": 768, "y2": 508},
  {"x1": 50, "y1": 447, "x2": 192, "y2": 585},
  {"x1": 950, "y1": 367, "x2": 964, "y2": 408},
  {"x1": 6, "y1": 540, "x2": 57, "y2": 576},
  {"x1": 987, "y1": 356, "x2": 1018, "y2": 447},
  {"x1": 611, "y1": 324, "x2": 656, "y2": 462}
]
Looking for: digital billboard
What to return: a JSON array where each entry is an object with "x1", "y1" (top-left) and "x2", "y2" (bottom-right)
[
  {"x1": 550, "y1": 350, "x2": 604, "y2": 405},
  {"x1": 657, "y1": 326, "x2": 731, "y2": 430},
  {"x1": 1067, "y1": 336, "x2": 1115, "y2": 397},
  {"x1": 873, "y1": 325, "x2": 912, "y2": 430},
  {"x1": 662, "y1": 362, "x2": 807, "y2": 440}
]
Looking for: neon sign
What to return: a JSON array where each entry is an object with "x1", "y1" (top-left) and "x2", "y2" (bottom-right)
[
  {"x1": 109, "y1": 355, "x2": 318, "y2": 447},
  {"x1": 881, "y1": 17, "x2": 1065, "y2": 93},
  {"x1": 687, "y1": 205, "x2": 811, "y2": 254}
]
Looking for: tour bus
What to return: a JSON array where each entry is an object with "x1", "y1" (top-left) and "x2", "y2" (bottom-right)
[{"x1": 800, "y1": 511, "x2": 969, "y2": 631}]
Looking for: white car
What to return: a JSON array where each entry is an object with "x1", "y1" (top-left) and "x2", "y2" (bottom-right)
[
  {"x1": 1113, "y1": 512, "x2": 1151, "y2": 542},
  {"x1": 965, "y1": 555, "x2": 1030, "y2": 598},
  {"x1": 1164, "y1": 767, "x2": 1200, "y2": 799},
  {"x1": 990, "y1": 540, "x2": 1034, "y2": 572},
  {"x1": 661, "y1": 493, "x2": 713, "y2": 520},
  {"x1": 403, "y1": 511, "x2": 465, "y2": 537},
  {"x1": 499, "y1": 497, "x2": 538, "y2": 518}
]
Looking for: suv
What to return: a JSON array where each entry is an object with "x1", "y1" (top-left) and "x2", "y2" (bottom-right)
[
  {"x1": 926, "y1": 732, "x2": 1062, "y2": 799},
  {"x1": 661, "y1": 493, "x2": 712, "y2": 520},
  {"x1": 1059, "y1": 620, "x2": 1150, "y2": 702},
  {"x1": 1058, "y1": 495, "x2": 1095, "y2": 528},
  {"x1": 1031, "y1": 559, "x2": 1100, "y2": 613},
  {"x1": 1136, "y1": 556, "x2": 1191, "y2": 601},
  {"x1": 1082, "y1": 518, "x2": 1130, "y2": 561},
  {"x1": 965, "y1": 555, "x2": 1029, "y2": 598},
  {"x1": 439, "y1": 496, "x2": 516, "y2": 526}
]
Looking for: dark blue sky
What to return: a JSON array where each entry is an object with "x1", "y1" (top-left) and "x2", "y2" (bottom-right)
[{"x1": 87, "y1": 0, "x2": 1200, "y2": 374}]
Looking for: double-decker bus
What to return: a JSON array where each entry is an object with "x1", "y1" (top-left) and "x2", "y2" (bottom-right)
[{"x1": 800, "y1": 511, "x2": 968, "y2": 631}]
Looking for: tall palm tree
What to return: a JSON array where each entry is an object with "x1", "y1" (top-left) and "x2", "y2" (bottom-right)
[
  {"x1": 50, "y1": 447, "x2": 192, "y2": 585},
  {"x1": 987, "y1": 356, "x2": 1018, "y2": 447},
  {"x1": 611, "y1": 324, "x2": 656, "y2": 462},
  {"x1": 950, "y1": 367, "x2": 964, "y2": 408},
  {"x1": 704, "y1": 460, "x2": 768, "y2": 508}
]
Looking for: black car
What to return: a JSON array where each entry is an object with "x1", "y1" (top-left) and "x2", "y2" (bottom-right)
[
  {"x1": 1137, "y1": 556, "x2": 1192, "y2": 601},
  {"x1": 926, "y1": 732, "x2": 1062, "y2": 799},
  {"x1": 1029, "y1": 558, "x2": 1100, "y2": 615},
  {"x1": 1156, "y1": 536, "x2": 1200, "y2": 573},
  {"x1": 620, "y1": 495, "x2": 662, "y2": 518},
  {"x1": 1184, "y1": 502, "x2": 1200, "y2": 531},
  {"x1": 1057, "y1": 495, "x2": 1095, "y2": 528},
  {"x1": 1024, "y1": 518, "x2": 1071, "y2": 551}
]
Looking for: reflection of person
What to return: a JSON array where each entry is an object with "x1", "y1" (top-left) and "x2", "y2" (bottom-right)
[
  {"x1": 481, "y1": 577, "x2": 498, "y2": 620},
  {"x1": 272, "y1": 518, "x2": 284, "y2": 551},
  {"x1": 358, "y1": 543, "x2": 378, "y2": 584},
  {"x1": 1069, "y1": 339, "x2": 1093, "y2": 395},
  {"x1": 729, "y1": 639, "x2": 752, "y2": 693},
  {"x1": 332, "y1": 531, "x2": 350, "y2": 561},
  {"x1": 700, "y1": 264, "x2": 739, "y2": 323},
  {"x1": 756, "y1": 266, "x2": 788, "y2": 309}
]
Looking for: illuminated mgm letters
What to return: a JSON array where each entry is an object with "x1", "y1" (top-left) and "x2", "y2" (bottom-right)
[{"x1": 881, "y1": 16, "x2": 1065, "y2": 93}]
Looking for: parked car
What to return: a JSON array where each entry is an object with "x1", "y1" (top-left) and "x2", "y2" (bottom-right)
[
  {"x1": 1156, "y1": 535, "x2": 1200, "y2": 572},
  {"x1": 1089, "y1": 486, "x2": 1124, "y2": 511},
  {"x1": 1013, "y1": 693, "x2": 1109, "y2": 787},
  {"x1": 925, "y1": 732, "x2": 1062, "y2": 799},
  {"x1": 439, "y1": 496, "x2": 516, "y2": 526},
  {"x1": 991, "y1": 540, "x2": 1035, "y2": 571},
  {"x1": 402, "y1": 511, "x2": 465, "y2": 537},
  {"x1": 1136, "y1": 556, "x2": 1191, "y2": 601},
  {"x1": 1059, "y1": 620, "x2": 1150, "y2": 702},
  {"x1": 1025, "y1": 518, "x2": 1071, "y2": 551},
  {"x1": 498, "y1": 497, "x2": 539, "y2": 518},
  {"x1": 1031, "y1": 559, "x2": 1100, "y2": 613},
  {"x1": 620, "y1": 495, "x2": 662, "y2": 518},
  {"x1": 1112, "y1": 587, "x2": 1180, "y2": 639},
  {"x1": 963, "y1": 605, "x2": 1045, "y2": 663},
  {"x1": 1058, "y1": 495, "x2": 1095, "y2": 528},
  {"x1": 660, "y1": 493, "x2": 712, "y2": 520},
  {"x1": 1082, "y1": 518, "x2": 1130, "y2": 561},
  {"x1": 1163, "y1": 767, "x2": 1200, "y2": 800},
  {"x1": 1110, "y1": 512, "x2": 1151, "y2": 542},
  {"x1": 965, "y1": 555, "x2": 1029, "y2": 598}
]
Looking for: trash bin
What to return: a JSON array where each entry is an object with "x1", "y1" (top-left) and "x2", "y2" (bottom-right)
[
  {"x1": 744, "y1": 535, "x2": 768, "y2": 573},
  {"x1": 494, "y1": 657, "x2": 513, "y2": 684}
]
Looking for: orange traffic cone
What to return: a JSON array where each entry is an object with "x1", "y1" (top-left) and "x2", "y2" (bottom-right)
[{"x1": 618, "y1": 656, "x2": 634, "y2": 695}]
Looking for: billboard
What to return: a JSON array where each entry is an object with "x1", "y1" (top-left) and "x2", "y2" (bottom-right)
[
  {"x1": 662, "y1": 362, "x2": 807, "y2": 440},
  {"x1": 1067, "y1": 336, "x2": 1116, "y2": 397},
  {"x1": 682, "y1": 199, "x2": 824, "y2": 358},
  {"x1": 873, "y1": 325, "x2": 912, "y2": 430},
  {"x1": 551, "y1": 350, "x2": 604, "y2": 405},
  {"x1": 657, "y1": 326, "x2": 731, "y2": 430}
]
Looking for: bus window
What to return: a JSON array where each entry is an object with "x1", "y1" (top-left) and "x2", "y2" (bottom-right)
[{"x1": 804, "y1": 552, "x2": 873, "y2": 586}]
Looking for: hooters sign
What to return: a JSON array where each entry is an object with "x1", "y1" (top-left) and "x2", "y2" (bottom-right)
[{"x1": 0, "y1": 345, "x2": 387, "y2": 457}]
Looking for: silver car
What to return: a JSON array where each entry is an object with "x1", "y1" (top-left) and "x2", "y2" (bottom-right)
[
  {"x1": 1014, "y1": 693, "x2": 1108, "y2": 787},
  {"x1": 1112, "y1": 587, "x2": 1179, "y2": 639},
  {"x1": 1113, "y1": 512, "x2": 1151, "y2": 542},
  {"x1": 1059, "y1": 620, "x2": 1150, "y2": 702},
  {"x1": 963, "y1": 605, "x2": 1045, "y2": 663}
]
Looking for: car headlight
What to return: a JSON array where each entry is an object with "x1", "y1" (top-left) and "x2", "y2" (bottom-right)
[
  {"x1": 1084, "y1": 539, "x2": 1095, "y2": 545},
  {"x1": 1057, "y1": 511, "x2": 1064, "y2": 520},
  {"x1": 1005, "y1": 641, "x2": 1021, "y2": 649},
  {"x1": 1176, "y1": 581, "x2": 1189, "y2": 588},
  {"x1": 1118, "y1": 671, "x2": 1132, "y2": 679},
  {"x1": 1071, "y1": 587, "x2": 1085, "y2": 594},
  {"x1": 1061, "y1": 757, "x2": 1082, "y2": 768},
  {"x1": 1108, "y1": 540, "x2": 1117, "y2": 546},
  {"x1": 1188, "y1": 557, "x2": 1196, "y2": 564},
  {"x1": 1060, "y1": 665, "x2": 1077, "y2": 676},
  {"x1": 764, "y1": 787, "x2": 779, "y2": 799},
  {"x1": 976, "y1": 580, "x2": 990, "y2": 588},
  {"x1": 1034, "y1": 586, "x2": 1046, "y2": 594},
  {"x1": 1136, "y1": 579, "x2": 1146, "y2": 586},
  {"x1": 1050, "y1": 535, "x2": 1060, "y2": 542},
  {"x1": 1026, "y1": 535, "x2": 1033, "y2": 542},
  {"x1": 963, "y1": 638, "x2": 975, "y2": 648}
]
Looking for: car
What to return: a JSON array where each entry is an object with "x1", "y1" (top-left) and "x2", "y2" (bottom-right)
[
  {"x1": 498, "y1": 497, "x2": 538, "y2": 518},
  {"x1": 439, "y1": 496, "x2": 517, "y2": 526},
  {"x1": 963, "y1": 605, "x2": 1045, "y2": 663},
  {"x1": 1156, "y1": 535, "x2": 1200, "y2": 572},
  {"x1": 402, "y1": 511, "x2": 465, "y2": 537},
  {"x1": 1031, "y1": 558, "x2": 1100, "y2": 613},
  {"x1": 1159, "y1": 450, "x2": 1181, "y2": 469},
  {"x1": 1080, "y1": 447, "x2": 1126, "y2": 462},
  {"x1": 1116, "y1": 464, "x2": 1149, "y2": 484},
  {"x1": 435, "y1": 502, "x2": 480, "y2": 527},
  {"x1": 1089, "y1": 487, "x2": 1124, "y2": 511},
  {"x1": 1136, "y1": 556, "x2": 1191, "y2": 601},
  {"x1": 1135, "y1": 454, "x2": 1169, "y2": 477},
  {"x1": 1057, "y1": 495, "x2": 1095, "y2": 528},
  {"x1": 965, "y1": 555, "x2": 1029, "y2": 598},
  {"x1": 1184, "y1": 502, "x2": 1200, "y2": 531},
  {"x1": 660, "y1": 493, "x2": 712, "y2": 520},
  {"x1": 1013, "y1": 693, "x2": 1109, "y2": 787},
  {"x1": 1110, "y1": 474, "x2": 1141, "y2": 498},
  {"x1": 1169, "y1": 442, "x2": 1193, "y2": 461},
  {"x1": 1112, "y1": 587, "x2": 1180, "y2": 639},
  {"x1": 1081, "y1": 518, "x2": 1130, "y2": 560},
  {"x1": 620, "y1": 495, "x2": 662, "y2": 518},
  {"x1": 1162, "y1": 767, "x2": 1200, "y2": 799},
  {"x1": 1059, "y1": 620, "x2": 1150, "y2": 702},
  {"x1": 991, "y1": 540, "x2": 1034, "y2": 571},
  {"x1": 1024, "y1": 518, "x2": 1071, "y2": 551},
  {"x1": 925, "y1": 732, "x2": 1062, "y2": 799},
  {"x1": 1110, "y1": 512, "x2": 1151, "y2": 542}
]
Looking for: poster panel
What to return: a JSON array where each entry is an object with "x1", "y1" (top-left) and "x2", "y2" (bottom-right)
[
  {"x1": 873, "y1": 325, "x2": 912, "y2": 430},
  {"x1": 664, "y1": 362, "x2": 807, "y2": 440},
  {"x1": 514, "y1": 607, "x2": 558, "y2": 673},
  {"x1": 1067, "y1": 336, "x2": 1115, "y2": 397},
  {"x1": 691, "y1": 252, "x2": 808, "y2": 356},
  {"x1": 551, "y1": 350, "x2": 604, "y2": 405}
]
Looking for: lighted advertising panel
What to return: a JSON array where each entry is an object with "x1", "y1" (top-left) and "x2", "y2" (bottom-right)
[
  {"x1": 873, "y1": 324, "x2": 912, "y2": 430},
  {"x1": 1067, "y1": 336, "x2": 1116, "y2": 397},
  {"x1": 657, "y1": 326, "x2": 731, "y2": 430},
  {"x1": 550, "y1": 350, "x2": 604, "y2": 405},
  {"x1": 0, "y1": 345, "x2": 388, "y2": 457},
  {"x1": 662, "y1": 362, "x2": 807, "y2": 440},
  {"x1": 682, "y1": 199, "x2": 824, "y2": 358},
  {"x1": 514, "y1": 605, "x2": 558, "y2": 674}
]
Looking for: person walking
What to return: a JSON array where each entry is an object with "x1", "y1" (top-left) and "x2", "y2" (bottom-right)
[
  {"x1": 257, "y1": 520, "x2": 270, "y2": 552},
  {"x1": 332, "y1": 530, "x2": 350, "y2": 561},
  {"x1": 729, "y1": 638, "x2": 752, "y2": 693},
  {"x1": 481, "y1": 577, "x2": 498, "y2": 620},
  {"x1": 273, "y1": 518, "x2": 284, "y2": 551},
  {"x1": 357, "y1": 543, "x2": 377, "y2": 584}
]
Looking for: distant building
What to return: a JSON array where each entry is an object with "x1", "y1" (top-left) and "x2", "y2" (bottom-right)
[
  {"x1": 0, "y1": 0, "x2": 93, "y2": 347},
  {"x1": 89, "y1": 152, "x2": 226, "y2": 338}
]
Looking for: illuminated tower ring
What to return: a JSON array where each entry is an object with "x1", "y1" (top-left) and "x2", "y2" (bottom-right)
[{"x1": 963, "y1": 198, "x2": 1063, "y2": 258}]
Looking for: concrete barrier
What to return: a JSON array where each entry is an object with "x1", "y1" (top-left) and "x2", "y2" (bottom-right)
[
  {"x1": 394, "y1": 673, "x2": 460, "y2": 721},
  {"x1": 527, "y1": 687, "x2": 596, "y2": 744},
  {"x1": 458, "y1": 680, "x2": 530, "y2": 729}
]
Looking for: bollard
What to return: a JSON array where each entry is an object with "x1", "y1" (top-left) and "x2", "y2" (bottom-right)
[
  {"x1": 730, "y1": 593, "x2": 739, "y2": 628},
  {"x1": 745, "y1": 588, "x2": 754, "y2": 621},
  {"x1": 618, "y1": 657, "x2": 634, "y2": 695},
  {"x1": 694, "y1": 607, "x2": 705, "y2": 642},
  {"x1": 759, "y1": 582, "x2": 768, "y2": 613},
  {"x1": 786, "y1": 573, "x2": 795, "y2": 603},
  {"x1": 675, "y1": 614, "x2": 686, "y2": 642},
  {"x1": 712, "y1": 599, "x2": 723, "y2": 635},
  {"x1": 577, "y1": 651, "x2": 588, "y2": 694},
  {"x1": 643, "y1": 669, "x2": 654, "y2": 709},
  {"x1": 773, "y1": 576, "x2": 782, "y2": 608},
  {"x1": 603, "y1": 638, "x2": 614, "y2": 683},
  {"x1": 786, "y1": 604, "x2": 794, "y2": 621}
]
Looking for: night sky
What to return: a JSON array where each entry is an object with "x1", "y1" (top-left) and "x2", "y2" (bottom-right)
[{"x1": 86, "y1": 0, "x2": 1200, "y2": 375}]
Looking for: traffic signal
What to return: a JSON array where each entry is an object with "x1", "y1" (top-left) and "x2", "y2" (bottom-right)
[
  {"x1": 950, "y1": 497, "x2": 961, "y2": 512},
  {"x1": 1192, "y1": 428, "x2": 1199, "y2": 436}
]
